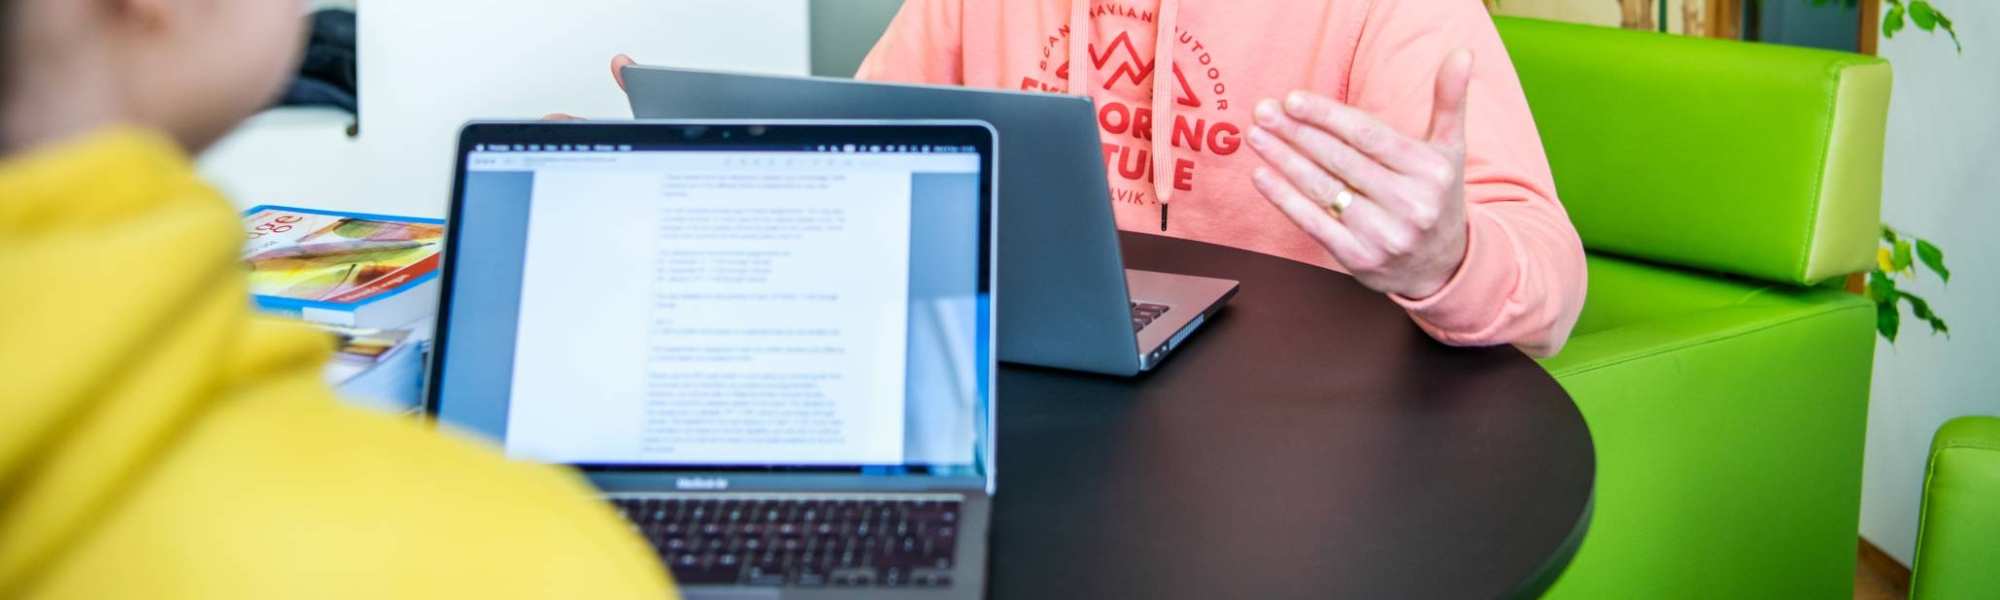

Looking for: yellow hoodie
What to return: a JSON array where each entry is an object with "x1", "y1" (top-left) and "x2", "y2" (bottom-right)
[{"x1": 0, "y1": 130, "x2": 676, "y2": 599}]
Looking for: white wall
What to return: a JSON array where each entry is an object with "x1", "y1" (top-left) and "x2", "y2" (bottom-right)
[
  {"x1": 356, "y1": 0, "x2": 808, "y2": 218},
  {"x1": 201, "y1": 1, "x2": 809, "y2": 218},
  {"x1": 1860, "y1": 4, "x2": 2000, "y2": 565},
  {"x1": 199, "y1": 109, "x2": 364, "y2": 211}
]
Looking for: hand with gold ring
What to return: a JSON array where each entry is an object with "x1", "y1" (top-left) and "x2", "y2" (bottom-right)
[{"x1": 1246, "y1": 49, "x2": 1475, "y2": 300}]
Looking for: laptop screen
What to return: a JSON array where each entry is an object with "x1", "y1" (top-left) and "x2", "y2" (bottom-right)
[{"x1": 431, "y1": 124, "x2": 992, "y2": 480}]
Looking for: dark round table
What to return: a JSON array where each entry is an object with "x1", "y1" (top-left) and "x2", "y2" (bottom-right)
[{"x1": 986, "y1": 233, "x2": 1595, "y2": 599}]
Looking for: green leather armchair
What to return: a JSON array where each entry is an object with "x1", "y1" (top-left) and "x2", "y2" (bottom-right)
[
  {"x1": 1910, "y1": 416, "x2": 2000, "y2": 599},
  {"x1": 1496, "y1": 17, "x2": 1888, "y2": 598}
]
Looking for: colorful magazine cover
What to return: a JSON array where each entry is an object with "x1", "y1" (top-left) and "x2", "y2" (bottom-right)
[{"x1": 241, "y1": 206, "x2": 445, "y2": 308}]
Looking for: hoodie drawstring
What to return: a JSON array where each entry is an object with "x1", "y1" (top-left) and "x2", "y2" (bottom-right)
[
  {"x1": 1067, "y1": 0, "x2": 1091, "y2": 97},
  {"x1": 1069, "y1": 0, "x2": 1182, "y2": 230},
  {"x1": 1150, "y1": 0, "x2": 1179, "y2": 216}
]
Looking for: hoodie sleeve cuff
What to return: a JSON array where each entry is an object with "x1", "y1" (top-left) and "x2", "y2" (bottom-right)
[{"x1": 1390, "y1": 216, "x2": 1514, "y2": 337}]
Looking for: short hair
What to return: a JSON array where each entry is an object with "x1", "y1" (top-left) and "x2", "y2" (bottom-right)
[{"x1": 0, "y1": 0, "x2": 12, "y2": 118}]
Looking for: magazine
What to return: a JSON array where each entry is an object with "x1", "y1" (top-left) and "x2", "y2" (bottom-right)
[{"x1": 242, "y1": 206, "x2": 445, "y2": 329}]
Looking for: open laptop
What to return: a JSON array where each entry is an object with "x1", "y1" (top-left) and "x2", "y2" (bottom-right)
[
  {"x1": 624, "y1": 65, "x2": 1239, "y2": 376},
  {"x1": 429, "y1": 121, "x2": 998, "y2": 599}
]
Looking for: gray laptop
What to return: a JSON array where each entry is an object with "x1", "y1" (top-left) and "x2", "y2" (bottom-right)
[
  {"x1": 624, "y1": 65, "x2": 1238, "y2": 376},
  {"x1": 430, "y1": 121, "x2": 998, "y2": 599}
]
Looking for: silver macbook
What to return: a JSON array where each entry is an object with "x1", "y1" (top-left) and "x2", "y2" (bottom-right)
[
  {"x1": 624, "y1": 65, "x2": 1238, "y2": 376},
  {"x1": 429, "y1": 121, "x2": 998, "y2": 599}
]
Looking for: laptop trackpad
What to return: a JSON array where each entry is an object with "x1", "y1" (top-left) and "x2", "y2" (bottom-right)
[{"x1": 684, "y1": 589, "x2": 781, "y2": 600}]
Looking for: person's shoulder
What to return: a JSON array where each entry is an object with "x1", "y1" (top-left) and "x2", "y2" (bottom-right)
[{"x1": 31, "y1": 388, "x2": 675, "y2": 600}]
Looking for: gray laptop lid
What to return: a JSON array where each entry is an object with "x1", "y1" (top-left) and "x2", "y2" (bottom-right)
[
  {"x1": 624, "y1": 66, "x2": 1145, "y2": 375},
  {"x1": 429, "y1": 121, "x2": 997, "y2": 494}
]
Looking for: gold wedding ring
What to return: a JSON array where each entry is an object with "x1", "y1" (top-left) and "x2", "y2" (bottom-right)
[{"x1": 1325, "y1": 189, "x2": 1356, "y2": 219}]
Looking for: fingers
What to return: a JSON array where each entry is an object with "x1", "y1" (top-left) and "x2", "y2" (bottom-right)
[
  {"x1": 1250, "y1": 168, "x2": 1381, "y2": 269},
  {"x1": 1426, "y1": 49, "x2": 1474, "y2": 151},
  {"x1": 543, "y1": 113, "x2": 585, "y2": 121},
  {"x1": 1279, "y1": 91, "x2": 1432, "y2": 176},
  {"x1": 611, "y1": 54, "x2": 637, "y2": 91},
  {"x1": 1246, "y1": 123, "x2": 1393, "y2": 212},
  {"x1": 1251, "y1": 102, "x2": 1401, "y2": 205},
  {"x1": 1247, "y1": 136, "x2": 1424, "y2": 276}
]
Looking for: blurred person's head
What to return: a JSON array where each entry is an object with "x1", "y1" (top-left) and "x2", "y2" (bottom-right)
[{"x1": 0, "y1": 0, "x2": 306, "y2": 155}]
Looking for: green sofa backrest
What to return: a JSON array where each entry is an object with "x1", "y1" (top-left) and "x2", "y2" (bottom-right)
[{"x1": 1495, "y1": 17, "x2": 1890, "y2": 286}]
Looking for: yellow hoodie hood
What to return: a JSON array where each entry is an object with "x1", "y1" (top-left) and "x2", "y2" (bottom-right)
[
  {"x1": 0, "y1": 130, "x2": 270, "y2": 588},
  {"x1": 0, "y1": 130, "x2": 675, "y2": 599}
]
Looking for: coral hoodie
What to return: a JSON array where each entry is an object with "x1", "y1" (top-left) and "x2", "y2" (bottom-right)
[{"x1": 858, "y1": 0, "x2": 1586, "y2": 355}]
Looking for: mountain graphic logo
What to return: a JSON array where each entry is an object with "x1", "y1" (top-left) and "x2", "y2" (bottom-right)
[{"x1": 1056, "y1": 31, "x2": 1202, "y2": 108}]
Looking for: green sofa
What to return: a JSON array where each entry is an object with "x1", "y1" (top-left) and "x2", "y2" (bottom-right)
[
  {"x1": 1910, "y1": 416, "x2": 2000, "y2": 599},
  {"x1": 1496, "y1": 17, "x2": 1889, "y2": 598}
]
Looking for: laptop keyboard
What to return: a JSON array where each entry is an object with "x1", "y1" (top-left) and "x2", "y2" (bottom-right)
[
  {"x1": 1132, "y1": 302, "x2": 1171, "y2": 332},
  {"x1": 611, "y1": 495, "x2": 962, "y2": 588}
]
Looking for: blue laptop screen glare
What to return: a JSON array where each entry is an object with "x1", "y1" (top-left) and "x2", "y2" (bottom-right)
[{"x1": 432, "y1": 135, "x2": 988, "y2": 479}]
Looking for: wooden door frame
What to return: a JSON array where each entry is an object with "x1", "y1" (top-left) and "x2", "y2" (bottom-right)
[
  {"x1": 1706, "y1": 0, "x2": 1745, "y2": 38},
  {"x1": 1860, "y1": 0, "x2": 1882, "y2": 54}
]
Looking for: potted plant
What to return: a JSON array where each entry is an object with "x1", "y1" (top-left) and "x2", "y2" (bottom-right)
[
  {"x1": 1870, "y1": 227, "x2": 1951, "y2": 341},
  {"x1": 1851, "y1": 0, "x2": 1961, "y2": 342}
]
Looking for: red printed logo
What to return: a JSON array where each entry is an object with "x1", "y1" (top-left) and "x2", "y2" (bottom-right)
[
  {"x1": 1019, "y1": 3, "x2": 1244, "y2": 207},
  {"x1": 1052, "y1": 31, "x2": 1203, "y2": 109}
]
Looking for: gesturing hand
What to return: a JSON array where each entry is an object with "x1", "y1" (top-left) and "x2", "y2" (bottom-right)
[
  {"x1": 543, "y1": 54, "x2": 641, "y2": 121},
  {"x1": 1247, "y1": 49, "x2": 1475, "y2": 300}
]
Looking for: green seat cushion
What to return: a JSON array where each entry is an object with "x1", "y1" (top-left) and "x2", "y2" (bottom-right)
[
  {"x1": 1911, "y1": 417, "x2": 2000, "y2": 600},
  {"x1": 1498, "y1": 17, "x2": 1890, "y2": 286},
  {"x1": 1540, "y1": 255, "x2": 1875, "y2": 597},
  {"x1": 1546, "y1": 254, "x2": 1865, "y2": 377}
]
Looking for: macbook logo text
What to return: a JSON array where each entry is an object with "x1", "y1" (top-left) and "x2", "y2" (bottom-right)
[{"x1": 675, "y1": 477, "x2": 730, "y2": 491}]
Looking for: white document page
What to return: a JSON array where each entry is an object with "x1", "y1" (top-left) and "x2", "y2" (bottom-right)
[{"x1": 504, "y1": 155, "x2": 912, "y2": 466}]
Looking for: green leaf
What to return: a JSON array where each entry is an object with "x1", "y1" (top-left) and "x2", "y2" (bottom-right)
[
  {"x1": 1874, "y1": 0, "x2": 1964, "y2": 52},
  {"x1": 1915, "y1": 239, "x2": 1950, "y2": 283},
  {"x1": 1901, "y1": 291, "x2": 1935, "y2": 320},
  {"x1": 1909, "y1": 0, "x2": 1938, "y2": 31},
  {"x1": 1878, "y1": 300, "x2": 1901, "y2": 342},
  {"x1": 1881, "y1": 225, "x2": 1900, "y2": 244},
  {"x1": 1898, "y1": 291, "x2": 1951, "y2": 337},
  {"x1": 1893, "y1": 239, "x2": 1915, "y2": 272},
  {"x1": 1869, "y1": 270, "x2": 1898, "y2": 303},
  {"x1": 1939, "y1": 18, "x2": 1964, "y2": 53}
]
